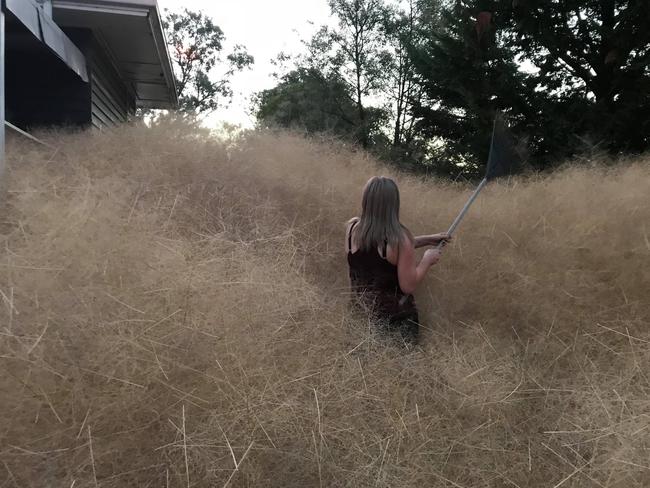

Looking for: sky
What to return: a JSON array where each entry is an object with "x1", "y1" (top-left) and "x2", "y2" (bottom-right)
[{"x1": 158, "y1": 0, "x2": 334, "y2": 128}]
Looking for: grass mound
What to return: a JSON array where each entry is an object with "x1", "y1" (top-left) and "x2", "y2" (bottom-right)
[{"x1": 1, "y1": 121, "x2": 649, "y2": 487}]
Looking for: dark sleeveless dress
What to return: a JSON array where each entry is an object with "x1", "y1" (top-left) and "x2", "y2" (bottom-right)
[{"x1": 347, "y1": 221, "x2": 420, "y2": 344}]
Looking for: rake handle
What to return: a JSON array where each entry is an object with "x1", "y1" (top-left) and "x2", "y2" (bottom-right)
[{"x1": 436, "y1": 177, "x2": 488, "y2": 251}]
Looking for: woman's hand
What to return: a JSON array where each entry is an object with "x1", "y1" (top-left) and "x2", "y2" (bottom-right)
[{"x1": 423, "y1": 248, "x2": 442, "y2": 266}]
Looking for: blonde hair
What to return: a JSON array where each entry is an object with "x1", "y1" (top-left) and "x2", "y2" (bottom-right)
[{"x1": 353, "y1": 176, "x2": 404, "y2": 251}]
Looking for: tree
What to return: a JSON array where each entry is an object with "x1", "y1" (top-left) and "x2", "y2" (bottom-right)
[
  {"x1": 383, "y1": 0, "x2": 421, "y2": 149},
  {"x1": 399, "y1": 0, "x2": 650, "y2": 176},
  {"x1": 409, "y1": 0, "x2": 650, "y2": 175},
  {"x1": 254, "y1": 68, "x2": 359, "y2": 137},
  {"x1": 258, "y1": 0, "x2": 649, "y2": 176},
  {"x1": 255, "y1": 12, "x2": 391, "y2": 148},
  {"x1": 408, "y1": 1, "x2": 533, "y2": 176},
  {"x1": 163, "y1": 9, "x2": 254, "y2": 114},
  {"x1": 505, "y1": 0, "x2": 650, "y2": 154},
  {"x1": 327, "y1": 0, "x2": 393, "y2": 147}
]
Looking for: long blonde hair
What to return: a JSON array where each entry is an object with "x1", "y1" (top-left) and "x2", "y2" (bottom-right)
[{"x1": 353, "y1": 176, "x2": 404, "y2": 251}]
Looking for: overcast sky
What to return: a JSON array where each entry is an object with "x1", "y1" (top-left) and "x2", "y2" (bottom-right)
[{"x1": 158, "y1": 0, "x2": 333, "y2": 128}]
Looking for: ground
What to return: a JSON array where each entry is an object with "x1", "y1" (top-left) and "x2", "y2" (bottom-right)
[{"x1": 1, "y1": 121, "x2": 649, "y2": 487}]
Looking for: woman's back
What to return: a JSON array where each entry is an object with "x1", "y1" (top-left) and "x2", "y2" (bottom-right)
[
  {"x1": 345, "y1": 175, "x2": 447, "y2": 345},
  {"x1": 347, "y1": 220, "x2": 401, "y2": 299},
  {"x1": 347, "y1": 220, "x2": 418, "y2": 341}
]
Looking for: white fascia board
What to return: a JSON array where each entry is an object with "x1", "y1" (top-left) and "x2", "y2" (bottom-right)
[
  {"x1": 52, "y1": 1, "x2": 149, "y2": 17},
  {"x1": 146, "y1": 5, "x2": 177, "y2": 107},
  {"x1": 6, "y1": 0, "x2": 41, "y2": 38}
]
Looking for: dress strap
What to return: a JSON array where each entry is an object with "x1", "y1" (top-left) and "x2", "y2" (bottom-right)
[
  {"x1": 381, "y1": 239, "x2": 388, "y2": 259},
  {"x1": 348, "y1": 220, "x2": 358, "y2": 251}
]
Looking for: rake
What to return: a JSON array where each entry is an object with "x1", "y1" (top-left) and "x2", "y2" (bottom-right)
[{"x1": 438, "y1": 113, "x2": 519, "y2": 250}]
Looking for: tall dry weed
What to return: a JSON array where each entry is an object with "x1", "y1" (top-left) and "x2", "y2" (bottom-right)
[{"x1": 1, "y1": 121, "x2": 648, "y2": 487}]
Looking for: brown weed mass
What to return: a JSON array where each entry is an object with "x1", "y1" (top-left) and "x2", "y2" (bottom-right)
[{"x1": 1, "y1": 121, "x2": 649, "y2": 487}]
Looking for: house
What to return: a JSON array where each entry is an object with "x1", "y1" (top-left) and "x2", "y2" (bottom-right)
[{"x1": 0, "y1": 0, "x2": 178, "y2": 174}]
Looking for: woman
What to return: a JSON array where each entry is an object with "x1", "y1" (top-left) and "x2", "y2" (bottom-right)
[{"x1": 346, "y1": 176, "x2": 450, "y2": 344}]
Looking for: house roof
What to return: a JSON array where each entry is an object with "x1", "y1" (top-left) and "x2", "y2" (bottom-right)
[{"x1": 52, "y1": 0, "x2": 178, "y2": 109}]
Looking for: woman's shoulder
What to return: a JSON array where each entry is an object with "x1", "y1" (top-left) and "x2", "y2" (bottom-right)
[
  {"x1": 346, "y1": 217, "x2": 360, "y2": 232},
  {"x1": 345, "y1": 217, "x2": 360, "y2": 252},
  {"x1": 348, "y1": 216, "x2": 360, "y2": 225},
  {"x1": 399, "y1": 223, "x2": 414, "y2": 243}
]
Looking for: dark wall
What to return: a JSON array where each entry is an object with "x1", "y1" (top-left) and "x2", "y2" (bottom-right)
[
  {"x1": 66, "y1": 28, "x2": 136, "y2": 129},
  {"x1": 5, "y1": 18, "x2": 92, "y2": 129},
  {"x1": 89, "y1": 38, "x2": 136, "y2": 129},
  {"x1": 6, "y1": 17, "x2": 136, "y2": 131}
]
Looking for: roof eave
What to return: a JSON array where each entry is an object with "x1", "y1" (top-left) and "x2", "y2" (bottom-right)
[
  {"x1": 146, "y1": 3, "x2": 177, "y2": 109},
  {"x1": 52, "y1": 0, "x2": 178, "y2": 109}
]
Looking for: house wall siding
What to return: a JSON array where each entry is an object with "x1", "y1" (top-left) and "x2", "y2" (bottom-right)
[
  {"x1": 66, "y1": 28, "x2": 135, "y2": 129},
  {"x1": 89, "y1": 40, "x2": 135, "y2": 129}
]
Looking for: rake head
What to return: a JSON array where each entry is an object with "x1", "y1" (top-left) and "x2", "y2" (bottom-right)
[{"x1": 485, "y1": 114, "x2": 519, "y2": 181}]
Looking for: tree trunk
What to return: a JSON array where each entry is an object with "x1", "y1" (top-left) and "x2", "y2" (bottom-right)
[
  {"x1": 356, "y1": 47, "x2": 368, "y2": 148},
  {"x1": 393, "y1": 58, "x2": 404, "y2": 147},
  {"x1": 393, "y1": 104, "x2": 402, "y2": 147}
]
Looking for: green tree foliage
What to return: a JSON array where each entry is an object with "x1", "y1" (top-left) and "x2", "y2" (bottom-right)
[
  {"x1": 255, "y1": 1, "x2": 392, "y2": 148},
  {"x1": 384, "y1": 0, "x2": 421, "y2": 149},
  {"x1": 164, "y1": 9, "x2": 254, "y2": 114},
  {"x1": 409, "y1": 0, "x2": 650, "y2": 173},
  {"x1": 506, "y1": 0, "x2": 650, "y2": 154},
  {"x1": 255, "y1": 68, "x2": 359, "y2": 137},
  {"x1": 409, "y1": 2, "x2": 534, "y2": 176},
  {"x1": 326, "y1": 0, "x2": 394, "y2": 147},
  {"x1": 256, "y1": 0, "x2": 649, "y2": 176},
  {"x1": 255, "y1": 66, "x2": 389, "y2": 145}
]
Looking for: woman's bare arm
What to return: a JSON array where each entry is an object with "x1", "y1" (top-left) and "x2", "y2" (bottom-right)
[
  {"x1": 413, "y1": 233, "x2": 452, "y2": 249},
  {"x1": 397, "y1": 234, "x2": 441, "y2": 294}
]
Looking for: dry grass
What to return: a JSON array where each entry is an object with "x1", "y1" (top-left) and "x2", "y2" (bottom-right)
[{"x1": 1, "y1": 120, "x2": 649, "y2": 487}]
